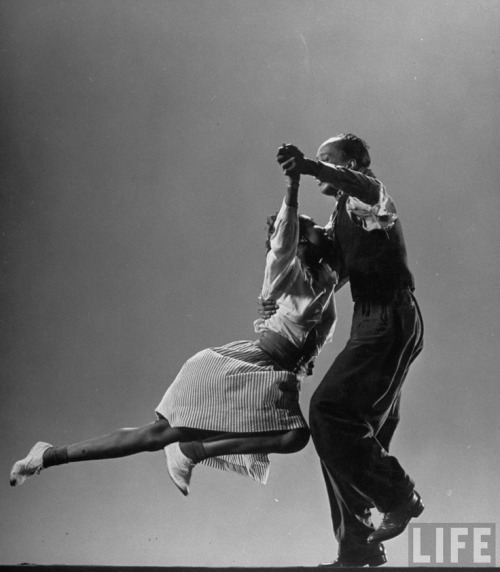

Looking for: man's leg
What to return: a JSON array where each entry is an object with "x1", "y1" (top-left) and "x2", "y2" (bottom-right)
[
  {"x1": 319, "y1": 395, "x2": 403, "y2": 565},
  {"x1": 310, "y1": 295, "x2": 422, "y2": 510},
  {"x1": 375, "y1": 392, "x2": 401, "y2": 453},
  {"x1": 310, "y1": 293, "x2": 423, "y2": 557},
  {"x1": 319, "y1": 462, "x2": 387, "y2": 567}
]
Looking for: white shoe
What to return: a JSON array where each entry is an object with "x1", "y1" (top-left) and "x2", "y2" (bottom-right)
[
  {"x1": 164, "y1": 443, "x2": 195, "y2": 496},
  {"x1": 10, "y1": 442, "x2": 53, "y2": 487}
]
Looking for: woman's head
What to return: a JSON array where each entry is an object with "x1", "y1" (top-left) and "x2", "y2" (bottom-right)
[
  {"x1": 266, "y1": 213, "x2": 333, "y2": 266},
  {"x1": 297, "y1": 215, "x2": 332, "y2": 266},
  {"x1": 298, "y1": 215, "x2": 325, "y2": 247}
]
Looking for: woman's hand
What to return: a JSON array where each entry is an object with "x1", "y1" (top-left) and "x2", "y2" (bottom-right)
[{"x1": 277, "y1": 143, "x2": 320, "y2": 178}]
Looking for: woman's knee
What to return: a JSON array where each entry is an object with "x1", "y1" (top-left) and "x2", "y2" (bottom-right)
[
  {"x1": 279, "y1": 428, "x2": 310, "y2": 454},
  {"x1": 144, "y1": 419, "x2": 173, "y2": 450}
]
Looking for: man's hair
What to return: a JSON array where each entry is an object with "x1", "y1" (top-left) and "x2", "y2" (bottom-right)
[{"x1": 333, "y1": 133, "x2": 371, "y2": 169}]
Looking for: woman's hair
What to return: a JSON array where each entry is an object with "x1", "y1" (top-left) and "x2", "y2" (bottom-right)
[{"x1": 265, "y1": 213, "x2": 325, "y2": 256}]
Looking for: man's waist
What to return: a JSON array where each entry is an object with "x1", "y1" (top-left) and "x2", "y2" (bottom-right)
[{"x1": 349, "y1": 272, "x2": 415, "y2": 302}]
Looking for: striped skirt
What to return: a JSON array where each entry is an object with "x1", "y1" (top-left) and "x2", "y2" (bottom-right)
[{"x1": 155, "y1": 340, "x2": 307, "y2": 484}]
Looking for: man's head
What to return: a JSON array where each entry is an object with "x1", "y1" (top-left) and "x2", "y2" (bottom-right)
[
  {"x1": 316, "y1": 133, "x2": 371, "y2": 170},
  {"x1": 316, "y1": 133, "x2": 371, "y2": 196}
]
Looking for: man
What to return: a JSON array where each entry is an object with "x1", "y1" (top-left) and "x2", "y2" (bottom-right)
[{"x1": 274, "y1": 135, "x2": 424, "y2": 567}]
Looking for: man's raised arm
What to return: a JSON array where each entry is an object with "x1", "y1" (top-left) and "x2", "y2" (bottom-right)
[{"x1": 277, "y1": 143, "x2": 382, "y2": 206}]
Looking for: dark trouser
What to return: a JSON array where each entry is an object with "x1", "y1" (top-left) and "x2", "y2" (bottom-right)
[{"x1": 309, "y1": 289, "x2": 423, "y2": 560}]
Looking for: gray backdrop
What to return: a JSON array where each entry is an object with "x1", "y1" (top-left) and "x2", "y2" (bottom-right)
[{"x1": 1, "y1": 0, "x2": 499, "y2": 567}]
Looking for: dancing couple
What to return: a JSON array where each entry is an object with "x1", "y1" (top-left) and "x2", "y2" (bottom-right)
[{"x1": 10, "y1": 134, "x2": 424, "y2": 567}]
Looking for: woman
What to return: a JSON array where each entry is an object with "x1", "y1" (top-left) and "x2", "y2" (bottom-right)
[{"x1": 10, "y1": 173, "x2": 338, "y2": 496}]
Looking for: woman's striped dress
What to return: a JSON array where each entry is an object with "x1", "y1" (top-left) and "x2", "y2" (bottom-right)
[
  {"x1": 155, "y1": 340, "x2": 306, "y2": 484},
  {"x1": 155, "y1": 199, "x2": 337, "y2": 485}
]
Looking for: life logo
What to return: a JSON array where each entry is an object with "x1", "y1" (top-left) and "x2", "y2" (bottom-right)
[{"x1": 408, "y1": 523, "x2": 496, "y2": 567}]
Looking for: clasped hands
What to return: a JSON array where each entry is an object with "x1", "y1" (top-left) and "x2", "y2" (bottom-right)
[{"x1": 276, "y1": 143, "x2": 320, "y2": 179}]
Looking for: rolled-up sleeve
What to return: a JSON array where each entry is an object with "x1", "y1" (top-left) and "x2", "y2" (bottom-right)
[
  {"x1": 317, "y1": 163, "x2": 383, "y2": 206},
  {"x1": 320, "y1": 167, "x2": 398, "y2": 232},
  {"x1": 269, "y1": 199, "x2": 299, "y2": 256},
  {"x1": 260, "y1": 199, "x2": 299, "y2": 300}
]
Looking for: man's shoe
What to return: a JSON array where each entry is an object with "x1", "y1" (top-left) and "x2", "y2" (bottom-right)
[
  {"x1": 164, "y1": 442, "x2": 195, "y2": 496},
  {"x1": 319, "y1": 545, "x2": 387, "y2": 567},
  {"x1": 10, "y1": 442, "x2": 52, "y2": 486},
  {"x1": 368, "y1": 491, "x2": 424, "y2": 543}
]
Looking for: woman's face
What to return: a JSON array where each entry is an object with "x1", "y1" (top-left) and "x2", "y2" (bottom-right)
[
  {"x1": 299, "y1": 215, "x2": 326, "y2": 245},
  {"x1": 298, "y1": 216, "x2": 328, "y2": 261}
]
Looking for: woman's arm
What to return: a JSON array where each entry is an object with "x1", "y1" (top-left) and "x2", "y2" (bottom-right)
[
  {"x1": 284, "y1": 176, "x2": 299, "y2": 207},
  {"x1": 267, "y1": 176, "x2": 300, "y2": 258},
  {"x1": 260, "y1": 176, "x2": 301, "y2": 301}
]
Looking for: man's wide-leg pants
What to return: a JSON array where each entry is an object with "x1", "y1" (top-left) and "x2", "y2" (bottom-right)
[{"x1": 309, "y1": 289, "x2": 424, "y2": 559}]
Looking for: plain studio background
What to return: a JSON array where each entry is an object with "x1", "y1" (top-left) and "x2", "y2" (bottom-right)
[{"x1": 1, "y1": 0, "x2": 499, "y2": 567}]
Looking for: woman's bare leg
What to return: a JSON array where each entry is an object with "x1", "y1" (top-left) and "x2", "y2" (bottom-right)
[
  {"x1": 10, "y1": 421, "x2": 310, "y2": 488},
  {"x1": 62, "y1": 419, "x2": 189, "y2": 462},
  {"x1": 10, "y1": 419, "x2": 203, "y2": 486},
  {"x1": 181, "y1": 427, "x2": 310, "y2": 462},
  {"x1": 45, "y1": 419, "x2": 216, "y2": 466}
]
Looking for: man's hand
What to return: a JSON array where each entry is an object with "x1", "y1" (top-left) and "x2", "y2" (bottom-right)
[
  {"x1": 276, "y1": 144, "x2": 302, "y2": 179},
  {"x1": 257, "y1": 296, "x2": 279, "y2": 319},
  {"x1": 277, "y1": 144, "x2": 321, "y2": 178}
]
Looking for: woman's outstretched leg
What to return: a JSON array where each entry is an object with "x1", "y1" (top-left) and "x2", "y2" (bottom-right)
[
  {"x1": 10, "y1": 423, "x2": 310, "y2": 492},
  {"x1": 62, "y1": 419, "x2": 187, "y2": 461},
  {"x1": 9, "y1": 419, "x2": 206, "y2": 486}
]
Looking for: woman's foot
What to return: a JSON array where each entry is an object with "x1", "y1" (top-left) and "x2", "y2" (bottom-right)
[
  {"x1": 10, "y1": 442, "x2": 53, "y2": 486},
  {"x1": 164, "y1": 443, "x2": 195, "y2": 496}
]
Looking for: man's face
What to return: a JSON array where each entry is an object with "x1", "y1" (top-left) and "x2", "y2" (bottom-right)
[
  {"x1": 316, "y1": 140, "x2": 345, "y2": 165},
  {"x1": 316, "y1": 139, "x2": 346, "y2": 196}
]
